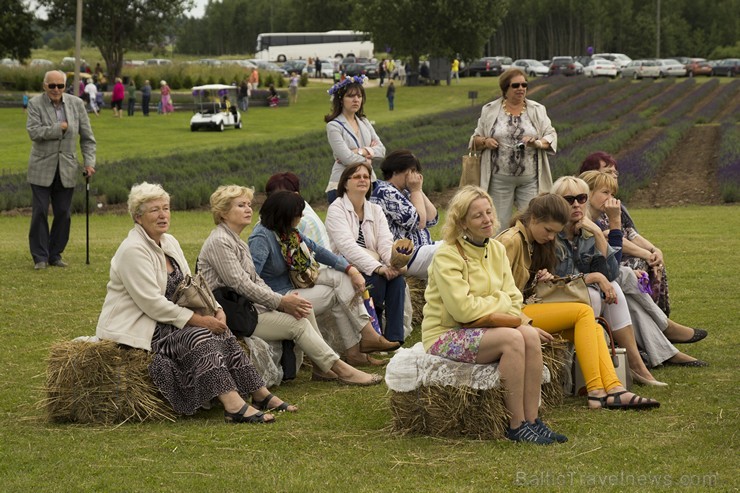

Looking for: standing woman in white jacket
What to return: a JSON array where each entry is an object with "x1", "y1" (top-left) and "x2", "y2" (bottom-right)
[
  {"x1": 470, "y1": 68, "x2": 557, "y2": 231},
  {"x1": 324, "y1": 75, "x2": 385, "y2": 204}
]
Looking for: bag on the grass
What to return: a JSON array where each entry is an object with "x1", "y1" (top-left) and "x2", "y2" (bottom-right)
[{"x1": 212, "y1": 286, "x2": 258, "y2": 337}]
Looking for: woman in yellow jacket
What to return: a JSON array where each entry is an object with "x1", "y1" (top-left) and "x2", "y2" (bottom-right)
[
  {"x1": 422, "y1": 186, "x2": 565, "y2": 445},
  {"x1": 496, "y1": 193, "x2": 659, "y2": 411}
]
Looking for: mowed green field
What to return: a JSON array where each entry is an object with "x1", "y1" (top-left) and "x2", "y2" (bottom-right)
[
  {"x1": 0, "y1": 77, "x2": 500, "y2": 173},
  {"x1": 0, "y1": 204, "x2": 738, "y2": 492}
]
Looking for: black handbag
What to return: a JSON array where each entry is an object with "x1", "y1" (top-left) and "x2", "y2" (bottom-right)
[{"x1": 211, "y1": 287, "x2": 258, "y2": 338}]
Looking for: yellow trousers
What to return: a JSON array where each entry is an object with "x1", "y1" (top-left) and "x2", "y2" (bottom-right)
[{"x1": 523, "y1": 302, "x2": 621, "y2": 392}]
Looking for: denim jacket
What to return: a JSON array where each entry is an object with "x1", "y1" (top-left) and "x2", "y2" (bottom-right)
[
  {"x1": 555, "y1": 229, "x2": 620, "y2": 281},
  {"x1": 248, "y1": 223, "x2": 350, "y2": 294}
]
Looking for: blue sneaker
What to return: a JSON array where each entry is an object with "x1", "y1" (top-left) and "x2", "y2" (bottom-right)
[
  {"x1": 506, "y1": 421, "x2": 554, "y2": 445},
  {"x1": 533, "y1": 418, "x2": 568, "y2": 443}
]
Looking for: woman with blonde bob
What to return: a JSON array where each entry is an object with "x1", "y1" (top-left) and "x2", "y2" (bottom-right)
[
  {"x1": 421, "y1": 186, "x2": 566, "y2": 445},
  {"x1": 97, "y1": 182, "x2": 287, "y2": 424},
  {"x1": 579, "y1": 171, "x2": 707, "y2": 369},
  {"x1": 198, "y1": 185, "x2": 382, "y2": 386},
  {"x1": 551, "y1": 176, "x2": 671, "y2": 385},
  {"x1": 496, "y1": 193, "x2": 659, "y2": 409}
]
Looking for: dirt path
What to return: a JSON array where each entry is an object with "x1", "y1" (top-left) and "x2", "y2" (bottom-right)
[{"x1": 622, "y1": 125, "x2": 722, "y2": 208}]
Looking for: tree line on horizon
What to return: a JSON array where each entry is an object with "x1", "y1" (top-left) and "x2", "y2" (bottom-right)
[
  {"x1": 1, "y1": 0, "x2": 737, "y2": 81},
  {"x1": 177, "y1": 0, "x2": 738, "y2": 60}
]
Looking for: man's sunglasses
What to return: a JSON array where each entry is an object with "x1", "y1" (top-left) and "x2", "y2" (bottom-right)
[
  {"x1": 563, "y1": 194, "x2": 588, "y2": 205},
  {"x1": 510, "y1": 82, "x2": 528, "y2": 89},
  {"x1": 46, "y1": 83, "x2": 65, "y2": 89}
]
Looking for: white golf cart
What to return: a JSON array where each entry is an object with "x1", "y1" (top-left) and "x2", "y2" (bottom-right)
[{"x1": 189, "y1": 84, "x2": 242, "y2": 132}]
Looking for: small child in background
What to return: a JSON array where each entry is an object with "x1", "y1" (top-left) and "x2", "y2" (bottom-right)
[
  {"x1": 386, "y1": 81, "x2": 395, "y2": 111},
  {"x1": 22, "y1": 92, "x2": 29, "y2": 112}
]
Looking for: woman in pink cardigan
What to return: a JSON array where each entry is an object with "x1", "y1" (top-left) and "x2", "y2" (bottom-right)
[{"x1": 325, "y1": 162, "x2": 406, "y2": 345}]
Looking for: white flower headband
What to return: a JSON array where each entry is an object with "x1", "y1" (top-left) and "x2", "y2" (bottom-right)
[{"x1": 327, "y1": 75, "x2": 368, "y2": 96}]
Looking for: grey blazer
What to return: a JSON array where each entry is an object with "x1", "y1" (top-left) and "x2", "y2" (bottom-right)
[
  {"x1": 325, "y1": 113, "x2": 385, "y2": 190},
  {"x1": 26, "y1": 93, "x2": 96, "y2": 188}
]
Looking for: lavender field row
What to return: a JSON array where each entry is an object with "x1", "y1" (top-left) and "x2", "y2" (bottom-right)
[{"x1": 0, "y1": 78, "x2": 737, "y2": 211}]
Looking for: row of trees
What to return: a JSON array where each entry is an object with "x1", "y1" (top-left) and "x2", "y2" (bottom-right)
[
  {"x1": 490, "y1": 0, "x2": 739, "y2": 60},
  {"x1": 1, "y1": 0, "x2": 737, "y2": 81}
]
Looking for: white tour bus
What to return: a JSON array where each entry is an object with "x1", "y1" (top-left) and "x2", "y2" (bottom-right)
[{"x1": 255, "y1": 30, "x2": 373, "y2": 62}]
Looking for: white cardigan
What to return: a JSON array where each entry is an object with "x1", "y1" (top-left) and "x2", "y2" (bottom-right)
[
  {"x1": 325, "y1": 195, "x2": 394, "y2": 276},
  {"x1": 471, "y1": 97, "x2": 557, "y2": 193},
  {"x1": 96, "y1": 224, "x2": 194, "y2": 351}
]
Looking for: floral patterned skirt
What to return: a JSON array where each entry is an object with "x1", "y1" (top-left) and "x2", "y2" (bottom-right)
[{"x1": 427, "y1": 328, "x2": 486, "y2": 364}]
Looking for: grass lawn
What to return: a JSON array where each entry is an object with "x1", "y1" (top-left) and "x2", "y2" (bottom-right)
[
  {"x1": 0, "y1": 205, "x2": 737, "y2": 492},
  {"x1": 0, "y1": 77, "x2": 499, "y2": 173}
]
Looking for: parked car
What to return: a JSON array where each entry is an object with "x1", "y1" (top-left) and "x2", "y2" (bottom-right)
[
  {"x1": 592, "y1": 52, "x2": 632, "y2": 69},
  {"x1": 656, "y1": 59, "x2": 687, "y2": 77},
  {"x1": 339, "y1": 56, "x2": 370, "y2": 72},
  {"x1": 685, "y1": 58, "x2": 712, "y2": 77},
  {"x1": 361, "y1": 62, "x2": 379, "y2": 79},
  {"x1": 620, "y1": 60, "x2": 661, "y2": 79},
  {"x1": 343, "y1": 63, "x2": 369, "y2": 77},
  {"x1": 512, "y1": 59, "x2": 549, "y2": 77},
  {"x1": 195, "y1": 58, "x2": 223, "y2": 66},
  {"x1": 670, "y1": 56, "x2": 692, "y2": 65},
  {"x1": 60, "y1": 57, "x2": 86, "y2": 69},
  {"x1": 146, "y1": 58, "x2": 172, "y2": 66},
  {"x1": 253, "y1": 60, "x2": 289, "y2": 77},
  {"x1": 712, "y1": 58, "x2": 740, "y2": 77},
  {"x1": 223, "y1": 59, "x2": 257, "y2": 69},
  {"x1": 548, "y1": 56, "x2": 579, "y2": 76},
  {"x1": 311, "y1": 59, "x2": 337, "y2": 78},
  {"x1": 491, "y1": 56, "x2": 513, "y2": 71},
  {"x1": 30, "y1": 59, "x2": 54, "y2": 67},
  {"x1": 574, "y1": 55, "x2": 594, "y2": 67},
  {"x1": 583, "y1": 59, "x2": 619, "y2": 78},
  {"x1": 1, "y1": 58, "x2": 20, "y2": 67},
  {"x1": 282, "y1": 59, "x2": 307, "y2": 74},
  {"x1": 464, "y1": 57, "x2": 503, "y2": 77}
]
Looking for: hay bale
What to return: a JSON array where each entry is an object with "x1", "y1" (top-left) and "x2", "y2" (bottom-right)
[
  {"x1": 42, "y1": 337, "x2": 284, "y2": 425},
  {"x1": 406, "y1": 277, "x2": 427, "y2": 329},
  {"x1": 43, "y1": 340, "x2": 174, "y2": 424},
  {"x1": 540, "y1": 338, "x2": 569, "y2": 410},
  {"x1": 389, "y1": 385, "x2": 510, "y2": 440},
  {"x1": 387, "y1": 340, "x2": 568, "y2": 439}
]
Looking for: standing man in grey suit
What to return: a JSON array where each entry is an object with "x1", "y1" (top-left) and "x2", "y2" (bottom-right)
[{"x1": 27, "y1": 70, "x2": 97, "y2": 270}]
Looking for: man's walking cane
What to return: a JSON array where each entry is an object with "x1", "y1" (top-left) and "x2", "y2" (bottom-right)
[{"x1": 85, "y1": 171, "x2": 90, "y2": 265}]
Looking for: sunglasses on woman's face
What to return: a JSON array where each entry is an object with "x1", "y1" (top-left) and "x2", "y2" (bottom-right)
[
  {"x1": 510, "y1": 82, "x2": 528, "y2": 89},
  {"x1": 563, "y1": 194, "x2": 588, "y2": 205}
]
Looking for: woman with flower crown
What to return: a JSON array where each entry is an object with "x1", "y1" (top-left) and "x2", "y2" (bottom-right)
[
  {"x1": 324, "y1": 75, "x2": 385, "y2": 204},
  {"x1": 470, "y1": 68, "x2": 557, "y2": 232}
]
